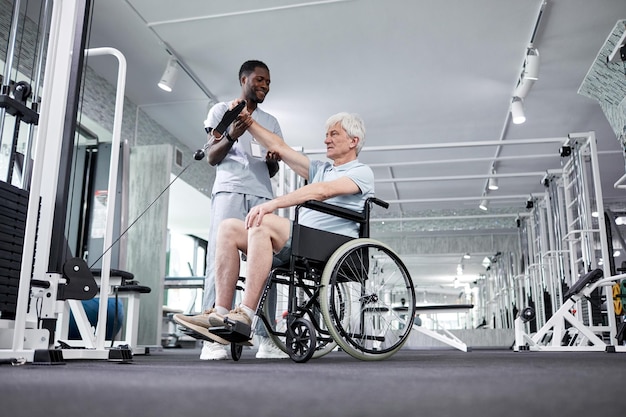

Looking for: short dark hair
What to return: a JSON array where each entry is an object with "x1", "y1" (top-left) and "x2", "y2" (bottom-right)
[{"x1": 239, "y1": 60, "x2": 269, "y2": 83}]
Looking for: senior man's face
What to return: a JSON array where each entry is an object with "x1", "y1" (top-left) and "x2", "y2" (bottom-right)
[{"x1": 324, "y1": 122, "x2": 356, "y2": 160}]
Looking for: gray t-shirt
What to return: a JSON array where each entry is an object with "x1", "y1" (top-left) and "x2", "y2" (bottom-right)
[
  {"x1": 299, "y1": 159, "x2": 375, "y2": 237},
  {"x1": 204, "y1": 102, "x2": 282, "y2": 199}
]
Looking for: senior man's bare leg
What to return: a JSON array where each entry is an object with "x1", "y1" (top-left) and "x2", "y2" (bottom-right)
[
  {"x1": 242, "y1": 214, "x2": 291, "y2": 312},
  {"x1": 210, "y1": 214, "x2": 291, "y2": 327}
]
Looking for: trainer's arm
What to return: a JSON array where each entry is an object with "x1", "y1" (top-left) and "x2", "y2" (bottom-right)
[
  {"x1": 206, "y1": 131, "x2": 232, "y2": 166},
  {"x1": 206, "y1": 119, "x2": 248, "y2": 166}
]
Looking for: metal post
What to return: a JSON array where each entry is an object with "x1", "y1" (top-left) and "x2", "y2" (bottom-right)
[
  {"x1": 585, "y1": 131, "x2": 616, "y2": 341},
  {"x1": 83, "y1": 47, "x2": 127, "y2": 350},
  {"x1": 47, "y1": 0, "x2": 92, "y2": 273},
  {"x1": 13, "y1": 0, "x2": 86, "y2": 352},
  {"x1": 0, "y1": 0, "x2": 23, "y2": 182},
  {"x1": 21, "y1": 0, "x2": 52, "y2": 190}
]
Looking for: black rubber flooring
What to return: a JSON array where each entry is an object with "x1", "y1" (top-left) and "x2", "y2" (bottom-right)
[{"x1": 1, "y1": 347, "x2": 624, "y2": 417}]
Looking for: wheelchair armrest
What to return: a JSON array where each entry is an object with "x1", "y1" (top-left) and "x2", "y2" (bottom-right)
[
  {"x1": 300, "y1": 200, "x2": 366, "y2": 223},
  {"x1": 298, "y1": 197, "x2": 389, "y2": 224},
  {"x1": 369, "y1": 197, "x2": 389, "y2": 210}
]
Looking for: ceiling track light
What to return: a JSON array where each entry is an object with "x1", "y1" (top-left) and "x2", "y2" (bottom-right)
[
  {"x1": 513, "y1": 48, "x2": 540, "y2": 99},
  {"x1": 488, "y1": 176, "x2": 498, "y2": 190},
  {"x1": 523, "y1": 48, "x2": 540, "y2": 81},
  {"x1": 510, "y1": 47, "x2": 539, "y2": 122},
  {"x1": 513, "y1": 77, "x2": 534, "y2": 99},
  {"x1": 479, "y1": 198, "x2": 489, "y2": 211},
  {"x1": 488, "y1": 168, "x2": 499, "y2": 190},
  {"x1": 158, "y1": 57, "x2": 179, "y2": 92},
  {"x1": 511, "y1": 97, "x2": 526, "y2": 124}
]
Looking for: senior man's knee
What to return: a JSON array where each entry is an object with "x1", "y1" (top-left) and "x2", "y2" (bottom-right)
[
  {"x1": 218, "y1": 217, "x2": 245, "y2": 235},
  {"x1": 246, "y1": 222, "x2": 272, "y2": 240}
]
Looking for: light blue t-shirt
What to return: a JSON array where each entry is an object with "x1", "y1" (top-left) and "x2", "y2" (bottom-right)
[
  {"x1": 298, "y1": 159, "x2": 375, "y2": 238},
  {"x1": 204, "y1": 102, "x2": 282, "y2": 199}
]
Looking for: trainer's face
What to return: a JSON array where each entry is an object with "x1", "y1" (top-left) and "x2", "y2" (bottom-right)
[{"x1": 242, "y1": 67, "x2": 271, "y2": 104}]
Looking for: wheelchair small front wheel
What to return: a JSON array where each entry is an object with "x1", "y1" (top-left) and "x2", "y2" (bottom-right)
[
  {"x1": 262, "y1": 273, "x2": 340, "y2": 359},
  {"x1": 285, "y1": 318, "x2": 317, "y2": 363},
  {"x1": 231, "y1": 343, "x2": 243, "y2": 361}
]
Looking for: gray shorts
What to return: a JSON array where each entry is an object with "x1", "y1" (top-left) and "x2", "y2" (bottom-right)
[{"x1": 272, "y1": 221, "x2": 293, "y2": 266}]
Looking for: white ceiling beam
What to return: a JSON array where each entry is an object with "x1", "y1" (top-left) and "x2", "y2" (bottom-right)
[
  {"x1": 383, "y1": 195, "x2": 530, "y2": 204},
  {"x1": 371, "y1": 213, "x2": 528, "y2": 222},
  {"x1": 375, "y1": 171, "x2": 556, "y2": 183},
  {"x1": 367, "y1": 153, "x2": 558, "y2": 168},
  {"x1": 146, "y1": 0, "x2": 353, "y2": 27},
  {"x1": 304, "y1": 137, "x2": 568, "y2": 155}
]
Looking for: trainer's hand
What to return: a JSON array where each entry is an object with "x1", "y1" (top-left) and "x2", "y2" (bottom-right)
[
  {"x1": 229, "y1": 99, "x2": 255, "y2": 126},
  {"x1": 266, "y1": 151, "x2": 281, "y2": 162},
  {"x1": 231, "y1": 117, "x2": 251, "y2": 138},
  {"x1": 265, "y1": 151, "x2": 281, "y2": 178}
]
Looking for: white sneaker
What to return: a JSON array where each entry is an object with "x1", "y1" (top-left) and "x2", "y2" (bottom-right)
[
  {"x1": 200, "y1": 341, "x2": 228, "y2": 360},
  {"x1": 255, "y1": 337, "x2": 289, "y2": 359}
]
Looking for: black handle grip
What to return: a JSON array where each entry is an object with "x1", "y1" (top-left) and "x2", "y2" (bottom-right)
[
  {"x1": 213, "y1": 100, "x2": 246, "y2": 136},
  {"x1": 369, "y1": 197, "x2": 389, "y2": 209}
]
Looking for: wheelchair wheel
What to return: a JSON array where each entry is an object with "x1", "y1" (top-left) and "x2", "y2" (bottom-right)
[
  {"x1": 262, "y1": 273, "x2": 346, "y2": 359},
  {"x1": 320, "y1": 238, "x2": 415, "y2": 361},
  {"x1": 285, "y1": 318, "x2": 316, "y2": 363},
  {"x1": 231, "y1": 342, "x2": 243, "y2": 361}
]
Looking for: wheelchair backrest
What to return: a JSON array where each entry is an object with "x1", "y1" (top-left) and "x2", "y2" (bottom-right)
[
  {"x1": 294, "y1": 197, "x2": 388, "y2": 239},
  {"x1": 288, "y1": 197, "x2": 388, "y2": 271}
]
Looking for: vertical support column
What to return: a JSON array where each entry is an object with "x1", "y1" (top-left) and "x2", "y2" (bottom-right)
[
  {"x1": 14, "y1": 0, "x2": 87, "y2": 351},
  {"x1": 22, "y1": 0, "x2": 53, "y2": 190},
  {"x1": 585, "y1": 131, "x2": 616, "y2": 340},
  {"x1": 126, "y1": 145, "x2": 171, "y2": 347},
  {"x1": 543, "y1": 185, "x2": 559, "y2": 315},
  {"x1": 47, "y1": 0, "x2": 92, "y2": 273},
  {"x1": 0, "y1": 0, "x2": 23, "y2": 175},
  {"x1": 537, "y1": 197, "x2": 550, "y2": 327}
]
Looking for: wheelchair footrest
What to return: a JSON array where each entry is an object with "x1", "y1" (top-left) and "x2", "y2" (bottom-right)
[{"x1": 209, "y1": 318, "x2": 252, "y2": 344}]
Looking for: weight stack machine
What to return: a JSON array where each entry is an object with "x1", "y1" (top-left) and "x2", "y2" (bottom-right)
[
  {"x1": 0, "y1": 181, "x2": 30, "y2": 321},
  {"x1": 0, "y1": 0, "x2": 45, "y2": 349},
  {"x1": 514, "y1": 132, "x2": 621, "y2": 352},
  {"x1": 0, "y1": 0, "x2": 142, "y2": 363}
]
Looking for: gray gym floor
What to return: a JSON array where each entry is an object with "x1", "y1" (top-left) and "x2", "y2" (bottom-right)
[{"x1": 1, "y1": 347, "x2": 623, "y2": 417}]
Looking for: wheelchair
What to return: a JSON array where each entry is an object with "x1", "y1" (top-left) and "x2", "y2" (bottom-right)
[{"x1": 213, "y1": 197, "x2": 416, "y2": 363}]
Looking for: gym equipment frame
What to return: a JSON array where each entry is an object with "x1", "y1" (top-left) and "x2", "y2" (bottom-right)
[
  {"x1": 514, "y1": 132, "x2": 623, "y2": 352},
  {"x1": 0, "y1": 0, "x2": 149, "y2": 363},
  {"x1": 515, "y1": 270, "x2": 626, "y2": 352}
]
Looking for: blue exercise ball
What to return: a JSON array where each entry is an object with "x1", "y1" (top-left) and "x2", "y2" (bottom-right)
[{"x1": 68, "y1": 298, "x2": 124, "y2": 340}]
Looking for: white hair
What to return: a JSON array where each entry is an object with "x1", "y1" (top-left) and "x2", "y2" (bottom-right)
[{"x1": 325, "y1": 112, "x2": 366, "y2": 155}]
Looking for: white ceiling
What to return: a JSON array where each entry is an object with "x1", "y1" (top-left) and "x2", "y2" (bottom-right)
[{"x1": 85, "y1": 0, "x2": 626, "y2": 291}]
